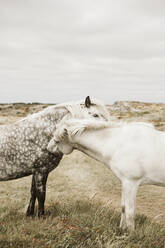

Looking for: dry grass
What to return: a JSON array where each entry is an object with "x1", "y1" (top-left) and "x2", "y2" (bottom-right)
[
  {"x1": 0, "y1": 151, "x2": 164, "y2": 248},
  {"x1": 0, "y1": 200, "x2": 164, "y2": 248}
]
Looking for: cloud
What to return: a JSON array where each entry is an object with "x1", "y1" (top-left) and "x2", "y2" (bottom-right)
[{"x1": 0, "y1": 0, "x2": 165, "y2": 103}]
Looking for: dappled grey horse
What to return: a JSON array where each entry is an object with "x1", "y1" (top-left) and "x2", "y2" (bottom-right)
[{"x1": 0, "y1": 96, "x2": 110, "y2": 216}]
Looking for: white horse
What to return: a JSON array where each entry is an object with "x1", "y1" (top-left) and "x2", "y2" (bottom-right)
[{"x1": 47, "y1": 118, "x2": 165, "y2": 231}]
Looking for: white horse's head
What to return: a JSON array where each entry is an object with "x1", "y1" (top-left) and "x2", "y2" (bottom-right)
[
  {"x1": 47, "y1": 126, "x2": 73, "y2": 155},
  {"x1": 47, "y1": 116, "x2": 111, "y2": 155}
]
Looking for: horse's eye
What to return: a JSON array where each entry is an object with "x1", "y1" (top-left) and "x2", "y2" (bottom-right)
[{"x1": 93, "y1": 114, "x2": 99, "y2": 118}]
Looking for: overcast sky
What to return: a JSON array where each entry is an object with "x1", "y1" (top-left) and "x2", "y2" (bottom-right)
[{"x1": 0, "y1": 0, "x2": 165, "y2": 104}]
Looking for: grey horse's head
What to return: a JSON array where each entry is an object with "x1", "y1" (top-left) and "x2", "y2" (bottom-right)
[
  {"x1": 47, "y1": 96, "x2": 110, "y2": 154},
  {"x1": 62, "y1": 96, "x2": 110, "y2": 122}
]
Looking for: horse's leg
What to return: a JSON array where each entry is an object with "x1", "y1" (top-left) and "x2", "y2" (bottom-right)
[
  {"x1": 119, "y1": 188, "x2": 126, "y2": 230},
  {"x1": 26, "y1": 174, "x2": 37, "y2": 216},
  {"x1": 120, "y1": 179, "x2": 139, "y2": 231},
  {"x1": 34, "y1": 170, "x2": 49, "y2": 217}
]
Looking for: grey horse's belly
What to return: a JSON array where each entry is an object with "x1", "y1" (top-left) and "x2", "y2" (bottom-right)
[
  {"x1": 0, "y1": 156, "x2": 33, "y2": 180},
  {"x1": 0, "y1": 120, "x2": 63, "y2": 181},
  {"x1": 0, "y1": 138, "x2": 37, "y2": 180},
  {"x1": 0, "y1": 150, "x2": 63, "y2": 181}
]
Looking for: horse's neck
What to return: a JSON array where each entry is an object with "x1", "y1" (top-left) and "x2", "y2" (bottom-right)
[{"x1": 73, "y1": 128, "x2": 114, "y2": 165}]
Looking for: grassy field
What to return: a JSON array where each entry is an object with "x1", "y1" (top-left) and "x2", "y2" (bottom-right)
[
  {"x1": 0, "y1": 151, "x2": 164, "y2": 248},
  {"x1": 0, "y1": 103, "x2": 165, "y2": 247},
  {"x1": 0, "y1": 201, "x2": 164, "y2": 248}
]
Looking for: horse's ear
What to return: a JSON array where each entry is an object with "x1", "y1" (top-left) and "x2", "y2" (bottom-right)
[{"x1": 85, "y1": 96, "x2": 91, "y2": 108}]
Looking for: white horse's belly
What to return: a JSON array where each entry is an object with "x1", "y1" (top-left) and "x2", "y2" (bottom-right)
[
  {"x1": 108, "y1": 132, "x2": 165, "y2": 186},
  {"x1": 110, "y1": 157, "x2": 165, "y2": 186},
  {"x1": 140, "y1": 176, "x2": 165, "y2": 186},
  {"x1": 141, "y1": 161, "x2": 165, "y2": 186}
]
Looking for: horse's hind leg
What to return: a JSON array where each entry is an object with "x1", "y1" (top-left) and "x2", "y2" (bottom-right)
[{"x1": 26, "y1": 175, "x2": 37, "y2": 216}]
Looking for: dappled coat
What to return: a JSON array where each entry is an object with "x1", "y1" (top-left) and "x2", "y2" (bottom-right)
[{"x1": 0, "y1": 97, "x2": 110, "y2": 216}]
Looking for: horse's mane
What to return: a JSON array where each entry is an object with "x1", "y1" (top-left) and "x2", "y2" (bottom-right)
[
  {"x1": 68, "y1": 119, "x2": 111, "y2": 136},
  {"x1": 55, "y1": 119, "x2": 111, "y2": 141},
  {"x1": 55, "y1": 119, "x2": 155, "y2": 141}
]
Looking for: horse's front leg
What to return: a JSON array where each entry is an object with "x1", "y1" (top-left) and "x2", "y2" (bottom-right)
[
  {"x1": 119, "y1": 188, "x2": 126, "y2": 230},
  {"x1": 34, "y1": 170, "x2": 49, "y2": 217},
  {"x1": 26, "y1": 174, "x2": 37, "y2": 216},
  {"x1": 120, "y1": 179, "x2": 139, "y2": 231},
  {"x1": 26, "y1": 171, "x2": 48, "y2": 217}
]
